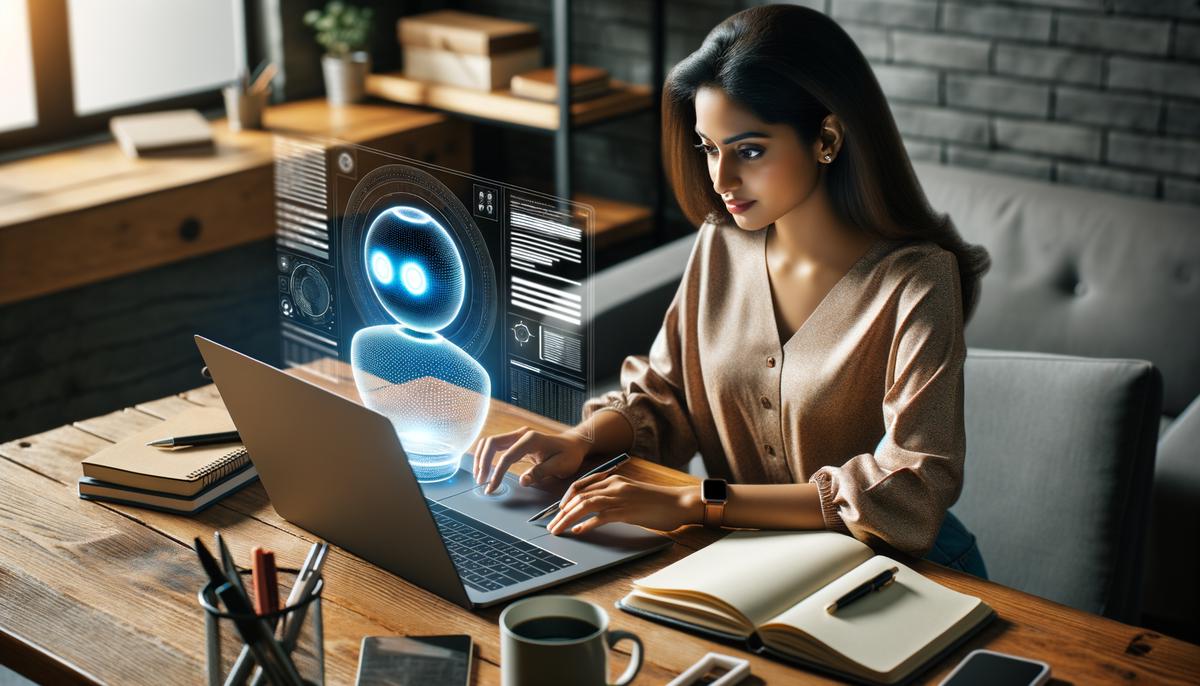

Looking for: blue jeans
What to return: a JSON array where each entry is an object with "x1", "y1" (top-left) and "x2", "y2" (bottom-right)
[{"x1": 924, "y1": 511, "x2": 988, "y2": 579}]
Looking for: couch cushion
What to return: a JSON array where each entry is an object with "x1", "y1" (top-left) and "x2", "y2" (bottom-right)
[
  {"x1": 914, "y1": 162, "x2": 1200, "y2": 416},
  {"x1": 952, "y1": 349, "x2": 1161, "y2": 621}
]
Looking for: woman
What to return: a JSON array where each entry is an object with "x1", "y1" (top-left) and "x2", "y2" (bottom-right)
[{"x1": 470, "y1": 5, "x2": 990, "y2": 575}]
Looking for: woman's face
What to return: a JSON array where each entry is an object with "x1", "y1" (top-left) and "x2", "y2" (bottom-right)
[{"x1": 693, "y1": 86, "x2": 823, "y2": 231}]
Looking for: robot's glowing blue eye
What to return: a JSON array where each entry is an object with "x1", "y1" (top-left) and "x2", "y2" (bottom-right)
[
  {"x1": 371, "y1": 250, "x2": 394, "y2": 285},
  {"x1": 401, "y1": 261, "x2": 428, "y2": 295}
]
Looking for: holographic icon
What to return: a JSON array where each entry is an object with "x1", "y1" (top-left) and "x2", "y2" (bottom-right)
[
  {"x1": 511, "y1": 320, "x2": 534, "y2": 346},
  {"x1": 350, "y1": 205, "x2": 491, "y2": 482}
]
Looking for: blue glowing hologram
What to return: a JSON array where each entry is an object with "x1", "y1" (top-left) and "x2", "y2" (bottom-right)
[
  {"x1": 351, "y1": 205, "x2": 491, "y2": 483},
  {"x1": 363, "y1": 206, "x2": 465, "y2": 332}
]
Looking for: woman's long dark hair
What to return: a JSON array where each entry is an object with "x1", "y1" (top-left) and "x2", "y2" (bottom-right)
[{"x1": 663, "y1": 5, "x2": 990, "y2": 320}]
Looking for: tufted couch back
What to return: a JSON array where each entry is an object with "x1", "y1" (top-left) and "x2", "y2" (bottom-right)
[{"x1": 913, "y1": 162, "x2": 1200, "y2": 418}]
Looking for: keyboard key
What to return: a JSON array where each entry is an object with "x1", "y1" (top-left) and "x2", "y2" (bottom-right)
[{"x1": 428, "y1": 504, "x2": 575, "y2": 592}]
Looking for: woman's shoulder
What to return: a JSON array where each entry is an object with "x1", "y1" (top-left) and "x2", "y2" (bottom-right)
[
  {"x1": 878, "y1": 239, "x2": 960, "y2": 286},
  {"x1": 683, "y1": 219, "x2": 751, "y2": 268}
]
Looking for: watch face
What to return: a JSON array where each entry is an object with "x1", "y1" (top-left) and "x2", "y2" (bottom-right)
[{"x1": 702, "y1": 479, "x2": 728, "y2": 502}]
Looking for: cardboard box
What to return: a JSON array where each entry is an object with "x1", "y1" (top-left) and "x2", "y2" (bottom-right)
[
  {"x1": 398, "y1": 10, "x2": 539, "y2": 56},
  {"x1": 403, "y1": 45, "x2": 542, "y2": 92}
]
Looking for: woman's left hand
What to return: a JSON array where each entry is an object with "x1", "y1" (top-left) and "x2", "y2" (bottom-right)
[{"x1": 545, "y1": 473, "x2": 702, "y2": 536}]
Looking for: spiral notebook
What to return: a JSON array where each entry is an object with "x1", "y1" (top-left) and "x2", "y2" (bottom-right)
[{"x1": 81, "y1": 407, "x2": 251, "y2": 496}]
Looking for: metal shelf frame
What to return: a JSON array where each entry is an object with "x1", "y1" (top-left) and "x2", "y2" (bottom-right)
[{"x1": 552, "y1": 0, "x2": 666, "y2": 243}]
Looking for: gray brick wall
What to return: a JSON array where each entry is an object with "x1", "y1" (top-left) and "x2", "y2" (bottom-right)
[{"x1": 458, "y1": 0, "x2": 1200, "y2": 209}]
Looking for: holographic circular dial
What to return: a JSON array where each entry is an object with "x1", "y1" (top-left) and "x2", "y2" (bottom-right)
[{"x1": 290, "y1": 263, "x2": 332, "y2": 320}]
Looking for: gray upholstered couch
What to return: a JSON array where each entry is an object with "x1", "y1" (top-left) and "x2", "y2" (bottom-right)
[{"x1": 587, "y1": 162, "x2": 1200, "y2": 637}]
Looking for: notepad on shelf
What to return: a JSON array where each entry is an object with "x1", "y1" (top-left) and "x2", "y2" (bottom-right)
[
  {"x1": 618, "y1": 531, "x2": 994, "y2": 685},
  {"x1": 80, "y1": 406, "x2": 254, "y2": 497},
  {"x1": 109, "y1": 109, "x2": 214, "y2": 158}
]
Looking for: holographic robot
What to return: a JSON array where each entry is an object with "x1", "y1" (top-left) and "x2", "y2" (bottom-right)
[{"x1": 350, "y1": 206, "x2": 491, "y2": 482}]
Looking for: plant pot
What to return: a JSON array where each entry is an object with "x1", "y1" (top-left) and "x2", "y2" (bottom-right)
[{"x1": 321, "y1": 52, "x2": 370, "y2": 106}]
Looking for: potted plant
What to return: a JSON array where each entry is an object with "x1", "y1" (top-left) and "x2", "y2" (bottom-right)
[{"x1": 304, "y1": 1, "x2": 374, "y2": 105}]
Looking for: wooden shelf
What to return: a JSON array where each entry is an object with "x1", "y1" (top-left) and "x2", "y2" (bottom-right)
[
  {"x1": 365, "y1": 72, "x2": 653, "y2": 130},
  {"x1": 577, "y1": 193, "x2": 652, "y2": 249},
  {"x1": 0, "y1": 101, "x2": 449, "y2": 231}
]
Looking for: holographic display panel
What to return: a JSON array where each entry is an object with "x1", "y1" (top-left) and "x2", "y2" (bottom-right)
[{"x1": 273, "y1": 135, "x2": 595, "y2": 445}]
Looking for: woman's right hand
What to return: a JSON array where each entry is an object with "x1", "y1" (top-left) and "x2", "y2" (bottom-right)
[{"x1": 469, "y1": 426, "x2": 590, "y2": 494}]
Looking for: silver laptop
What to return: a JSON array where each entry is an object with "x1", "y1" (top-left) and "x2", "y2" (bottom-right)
[{"x1": 195, "y1": 335, "x2": 671, "y2": 608}]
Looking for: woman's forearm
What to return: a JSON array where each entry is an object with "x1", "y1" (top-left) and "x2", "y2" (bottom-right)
[
  {"x1": 567, "y1": 412, "x2": 827, "y2": 531},
  {"x1": 680, "y1": 482, "x2": 827, "y2": 530},
  {"x1": 569, "y1": 409, "x2": 636, "y2": 458}
]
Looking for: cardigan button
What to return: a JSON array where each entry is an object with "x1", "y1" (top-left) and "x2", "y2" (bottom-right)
[
  {"x1": 760, "y1": 396, "x2": 772, "y2": 410},
  {"x1": 766, "y1": 356, "x2": 776, "y2": 368},
  {"x1": 764, "y1": 444, "x2": 775, "y2": 456}
]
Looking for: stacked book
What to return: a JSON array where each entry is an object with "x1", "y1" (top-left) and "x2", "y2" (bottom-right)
[
  {"x1": 399, "y1": 10, "x2": 542, "y2": 91},
  {"x1": 78, "y1": 407, "x2": 258, "y2": 514},
  {"x1": 510, "y1": 65, "x2": 612, "y2": 103}
]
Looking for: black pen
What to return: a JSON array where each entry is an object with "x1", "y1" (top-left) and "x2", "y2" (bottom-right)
[
  {"x1": 147, "y1": 430, "x2": 241, "y2": 449},
  {"x1": 825, "y1": 566, "x2": 900, "y2": 614},
  {"x1": 527, "y1": 453, "x2": 631, "y2": 522}
]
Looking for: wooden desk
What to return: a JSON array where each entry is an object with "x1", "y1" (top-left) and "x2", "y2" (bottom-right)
[
  {"x1": 0, "y1": 100, "x2": 468, "y2": 307},
  {"x1": 2, "y1": 383, "x2": 1198, "y2": 684}
]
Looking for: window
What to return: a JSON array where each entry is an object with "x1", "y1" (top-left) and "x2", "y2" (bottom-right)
[
  {"x1": 67, "y1": 0, "x2": 243, "y2": 116},
  {"x1": 1, "y1": 0, "x2": 245, "y2": 151},
  {"x1": 0, "y1": 0, "x2": 37, "y2": 134}
]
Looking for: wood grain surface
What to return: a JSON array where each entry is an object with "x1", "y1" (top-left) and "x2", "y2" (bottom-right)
[
  {"x1": 0, "y1": 101, "x2": 469, "y2": 307},
  {"x1": 1, "y1": 384, "x2": 1198, "y2": 685}
]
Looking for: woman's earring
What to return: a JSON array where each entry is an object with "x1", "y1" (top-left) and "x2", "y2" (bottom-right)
[{"x1": 823, "y1": 154, "x2": 832, "y2": 162}]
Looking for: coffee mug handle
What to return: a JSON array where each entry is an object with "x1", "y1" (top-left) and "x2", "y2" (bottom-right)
[{"x1": 605, "y1": 629, "x2": 643, "y2": 686}]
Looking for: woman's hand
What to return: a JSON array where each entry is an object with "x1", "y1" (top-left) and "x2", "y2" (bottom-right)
[
  {"x1": 469, "y1": 426, "x2": 590, "y2": 494},
  {"x1": 546, "y1": 473, "x2": 703, "y2": 536}
]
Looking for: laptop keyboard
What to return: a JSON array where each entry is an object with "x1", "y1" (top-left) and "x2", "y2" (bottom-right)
[{"x1": 427, "y1": 500, "x2": 575, "y2": 592}]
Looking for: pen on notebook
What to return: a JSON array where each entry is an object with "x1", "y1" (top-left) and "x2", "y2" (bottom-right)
[
  {"x1": 527, "y1": 453, "x2": 631, "y2": 522},
  {"x1": 825, "y1": 566, "x2": 900, "y2": 615},
  {"x1": 146, "y1": 430, "x2": 241, "y2": 449}
]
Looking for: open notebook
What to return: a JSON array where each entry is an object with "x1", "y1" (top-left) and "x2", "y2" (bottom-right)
[{"x1": 618, "y1": 531, "x2": 993, "y2": 685}]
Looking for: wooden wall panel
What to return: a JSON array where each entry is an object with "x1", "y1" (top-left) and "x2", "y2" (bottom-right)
[{"x1": 0, "y1": 240, "x2": 278, "y2": 443}]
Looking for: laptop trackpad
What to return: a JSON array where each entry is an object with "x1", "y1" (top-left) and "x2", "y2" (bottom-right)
[{"x1": 440, "y1": 471, "x2": 560, "y2": 540}]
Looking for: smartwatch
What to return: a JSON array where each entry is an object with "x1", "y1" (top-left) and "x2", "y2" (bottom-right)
[{"x1": 701, "y1": 478, "x2": 728, "y2": 528}]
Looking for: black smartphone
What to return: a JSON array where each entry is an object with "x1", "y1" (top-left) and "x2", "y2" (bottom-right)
[
  {"x1": 939, "y1": 649, "x2": 1050, "y2": 686},
  {"x1": 355, "y1": 635, "x2": 474, "y2": 686}
]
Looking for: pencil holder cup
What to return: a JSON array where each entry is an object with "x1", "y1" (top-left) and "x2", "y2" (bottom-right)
[
  {"x1": 199, "y1": 570, "x2": 325, "y2": 686},
  {"x1": 222, "y1": 85, "x2": 270, "y2": 132}
]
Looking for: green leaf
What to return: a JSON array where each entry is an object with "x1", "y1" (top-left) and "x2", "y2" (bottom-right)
[{"x1": 303, "y1": 9, "x2": 320, "y2": 25}]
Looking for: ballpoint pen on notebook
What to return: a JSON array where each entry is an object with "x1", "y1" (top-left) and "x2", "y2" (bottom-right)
[
  {"x1": 825, "y1": 566, "x2": 900, "y2": 615},
  {"x1": 147, "y1": 430, "x2": 241, "y2": 449},
  {"x1": 527, "y1": 453, "x2": 631, "y2": 522}
]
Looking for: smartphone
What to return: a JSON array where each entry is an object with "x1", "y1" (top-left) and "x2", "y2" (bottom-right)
[
  {"x1": 355, "y1": 635, "x2": 474, "y2": 686},
  {"x1": 939, "y1": 649, "x2": 1050, "y2": 686}
]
